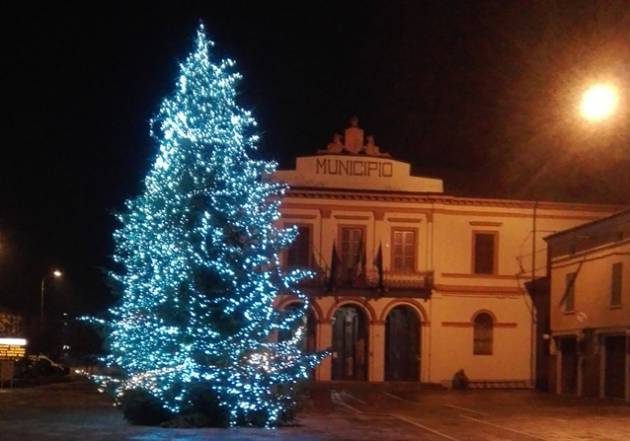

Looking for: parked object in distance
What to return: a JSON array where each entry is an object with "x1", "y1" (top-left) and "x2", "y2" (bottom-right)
[{"x1": 18, "y1": 355, "x2": 69, "y2": 377}]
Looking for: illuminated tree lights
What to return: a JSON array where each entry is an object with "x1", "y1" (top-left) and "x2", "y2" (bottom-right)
[{"x1": 90, "y1": 24, "x2": 326, "y2": 427}]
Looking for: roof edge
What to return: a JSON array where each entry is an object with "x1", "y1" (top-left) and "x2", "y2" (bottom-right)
[{"x1": 286, "y1": 187, "x2": 625, "y2": 212}]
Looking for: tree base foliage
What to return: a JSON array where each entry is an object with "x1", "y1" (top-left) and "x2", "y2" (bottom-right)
[
  {"x1": 121, "y1": 389, "x2": 173, "y2": 425},
  {"x1": 120, "y1": 385, "x2": 298, "y2": 428}
]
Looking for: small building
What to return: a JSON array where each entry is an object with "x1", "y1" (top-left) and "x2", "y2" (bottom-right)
[
  {"x1": 546, "y1": 208, "x2": 630, "y2": 402},
  {"x1": 0, "y1": 308, "x2": 26, "y2": 385},
  {"x1": 273, "y1": 118, "x2": 622, "y2": 387}
]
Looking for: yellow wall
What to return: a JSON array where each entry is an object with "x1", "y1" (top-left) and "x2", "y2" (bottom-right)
[
  {"x1": 550, "y1": 240, "x2": 630, "y2": 332},
  {"x1": 278, "y1": 196, "x2": 614, "y2": 385},
  {"x1": 275, "y1": 154, "x2": 618, "y2": 385}
]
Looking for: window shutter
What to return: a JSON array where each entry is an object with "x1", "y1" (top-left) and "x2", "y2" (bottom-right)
[
  {"x1": 392, "y1": 230, "x2": 416, "y2": 272},
  {"x1": 611, "y1": 263, "x2": 622, "y2": 306},
  {"x1": 474, "y1": 233, "x2": 495, "y2": 274},
  {"x1": 473, "y1": 313, "x2": 493, "y2": 355},
  {"x1": 340, "y1": 227, "x2": 364, "y2": 276},
  {"x1": 287, "y1": 225, "x2": 311, "y2": 268},
  {"x1": 564, "y1": 272, "x2": 576, "y2": 312}
]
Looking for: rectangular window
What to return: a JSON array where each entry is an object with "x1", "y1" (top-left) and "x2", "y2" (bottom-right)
[
  {"x1": 473, "y1": 314, "x2": 494, "y2": 355},
  {"x1": 286, "y1": 225, "x2": 311, "y2": 269},
  {"x1": 611, "y1": 262, "x2": 623, "y2": 306},
  {"x1": 473, "y1": 232, "x2": 497, "y2": 274},
  {"x1": 392, "y1": 229, "x2": 416, "y2": 272},
  {"x1": 340, "y1": 227, "x2": 364, "y2": 282},
  {"x1": 564, "y1": 272, "x2": 576, "y2": 312}
]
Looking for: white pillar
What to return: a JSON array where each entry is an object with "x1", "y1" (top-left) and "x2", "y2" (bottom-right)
[
  {"x1": 369, "y1": 321, "x2": 385, "y2": 382},
  {"x1": 316, "y1": 320, "x2": 332, "y2": 381}
]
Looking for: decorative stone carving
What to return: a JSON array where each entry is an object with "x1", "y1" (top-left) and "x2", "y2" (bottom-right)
[
  {"x1": 344, "y1": 115, "x2": 364, "y2": 154},
  {"x1": 317, "y1": 117, "x2": 390, "y2": 157},
  {"x1": 364, "y1": 135, "x2": 390, "y2": 157},
  {"x1": 326, "y1": 133, "x2": 344, "y2": 153}
]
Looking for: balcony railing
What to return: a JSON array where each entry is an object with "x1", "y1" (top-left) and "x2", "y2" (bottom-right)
[{"x1": 292, "y1": 265, "x2": 432, "y2": 298}]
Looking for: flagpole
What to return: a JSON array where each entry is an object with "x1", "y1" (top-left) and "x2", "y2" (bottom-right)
[{"x1": 374, "y1": 242, "x2": 384, "y2": 295}]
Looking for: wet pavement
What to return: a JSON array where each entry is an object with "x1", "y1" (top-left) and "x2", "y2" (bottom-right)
[{"x1": 0, "y1": 377, "x2": 628, "y2": 440}]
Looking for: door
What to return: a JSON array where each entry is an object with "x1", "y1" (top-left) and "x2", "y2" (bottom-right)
[
  {"x1": 332, "y1": 305, "x2": 368, "y2": 380},
  {"x1": 561, "y1": 336, "x2": 578, "y2": 395},
  {"x1": 604, "y1": 336, "x2": 626, "y2": 399},
  {"x1": 385, "y1": 306, "x2": 420, "y2": 381}
]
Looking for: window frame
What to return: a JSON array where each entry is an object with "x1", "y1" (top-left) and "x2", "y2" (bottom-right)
[
  {"x1": 471, "y1": 230, "x2": 499, "y2": 275},
  {"x1": 390, "y1": 227, "x2": 418, "y2": 273},
  {"x1": 337, "y1": 224, "x2": 367, "y2": 276},
  {"x1": 564, "y1": 272, "x2": 576, "y2": 313},
  {"x1": 610, "y1": 262, "x2": 623, "y2": 308},
  {"x1": 473, "y1": 312, "x2": 494, "y2": 356},
  {"x1": 283, "y1": 222, "x2": 313, "y2": 269}
]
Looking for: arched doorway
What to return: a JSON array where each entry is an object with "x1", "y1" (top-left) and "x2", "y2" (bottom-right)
[
  {"x1": 332, "y1": 305, "x2": 368, "y2": 380},
  {"x1": 278, "y1": 303, "x2": 317, "y2": 353},
  {"x1": 385, "y1": 305, "x2": 420, "y2": 381}
]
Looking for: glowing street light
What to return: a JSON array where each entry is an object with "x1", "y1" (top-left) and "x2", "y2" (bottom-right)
[
  {"x1": 41, "y1": 269, "x2": 63, "y2": 322},
  {"x1": 579, "y1": 83, "x2": 619, "y2": 122}
]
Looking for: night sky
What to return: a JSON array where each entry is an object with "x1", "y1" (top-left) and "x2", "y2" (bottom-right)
[{"x1": 2, "y1": 1, "x2": 629, "y2": 317}]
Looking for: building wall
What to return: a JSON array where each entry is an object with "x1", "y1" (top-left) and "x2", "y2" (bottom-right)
[
  {"x1": 548, "y1": 214, "x2": 630, "y2": 401},
  {"x1": 278, "y1": 188, "x2": 615, "y2": 385},
  {"x1": 428, "y1": 294, "x2": 530, "y2": 382},
  {"x1": 550, "y1": 240, "x2": 630, "y2": 332}
]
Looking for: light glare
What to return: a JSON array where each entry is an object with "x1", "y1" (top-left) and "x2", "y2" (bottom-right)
[
  {"x1": 579, "y1": 83, "x2": 619, "y2": 122},
  {"x1": 0, "y1": 338, "x2": 27, "y2": 346}
]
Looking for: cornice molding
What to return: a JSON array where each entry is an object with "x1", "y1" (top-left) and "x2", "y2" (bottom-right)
[
  {"x1": 433, "y1": 284, "x2": 523, "y2": 295},
  {"x1": 441, "y1": 273, "x2": 518, "y2": 280},
  {"x1": 442, "y1": 321, "x2": 517, "y2": 328},
  {"x1": 285, "y1": 187, "x2": 622, "y2": 213}
]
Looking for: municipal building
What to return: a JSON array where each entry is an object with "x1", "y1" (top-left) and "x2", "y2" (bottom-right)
[{"x1": 273, "y1": 118, "x2": 622, "y2": 389}]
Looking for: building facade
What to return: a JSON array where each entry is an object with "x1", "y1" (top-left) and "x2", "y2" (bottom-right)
[
  {"x1": 273, "y1": 120, "x2": 619, "y2": 386},
  {"x1": 546, "y1": 209, "x2": 630, "y2": 401}
]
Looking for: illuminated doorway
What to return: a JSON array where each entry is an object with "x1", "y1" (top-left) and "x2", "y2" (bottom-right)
[
  {"x1": 332, "y1": 305, "x2": 368, "y2": 380},
  {"x1": 385, "y1": 305, "x2": 420, "y2": 381}
]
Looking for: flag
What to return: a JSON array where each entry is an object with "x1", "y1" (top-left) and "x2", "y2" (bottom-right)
[
  {"x1": 373, "y1": 242, "x2": 384, "y2": 292},
  {"x1": 353, "y1": 246, "x2": 365, "y2": 285},
  {"x1": 558, "y1": 260, "x2": 583, "y2": 308},
  {"x1": 327, "y1": 242, "x2": 340, "y2": 292}
]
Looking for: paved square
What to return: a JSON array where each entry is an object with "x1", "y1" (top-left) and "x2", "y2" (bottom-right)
[{"x1": 0, "y1": 378, "x2": 628, "y2": 440}]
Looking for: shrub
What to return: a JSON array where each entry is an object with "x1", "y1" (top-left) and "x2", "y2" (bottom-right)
[
  {"x1": 179, "y1": 386, "x2": 229, "y2": 427},
  {"x1": 120, "y1": 389, "x2": 173, "y2": 425}
]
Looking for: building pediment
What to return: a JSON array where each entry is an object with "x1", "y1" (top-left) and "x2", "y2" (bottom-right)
[
  {"x1": 275, "y1": 154, "x2": 443, "y2": 193},
  {"x1": 274, "y1": 118, "x2": 443, "y2": 193}
]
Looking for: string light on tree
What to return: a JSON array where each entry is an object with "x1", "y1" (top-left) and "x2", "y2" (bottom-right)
[{"x1": 86, "y1": 23, "x2": 326, "y2": 427}]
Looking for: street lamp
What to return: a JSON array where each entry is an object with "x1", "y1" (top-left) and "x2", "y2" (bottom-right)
[
  {"x1": 579, "y1": 83, "x2": 619, "y2": 122},
  {"x1": 40, "y1": 269, "x2": 63, "y2": 323}
]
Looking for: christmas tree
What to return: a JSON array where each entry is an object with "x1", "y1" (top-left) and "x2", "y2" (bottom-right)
[{"x1": 93, "y1": 24, "x2": 325, "y2": 427}]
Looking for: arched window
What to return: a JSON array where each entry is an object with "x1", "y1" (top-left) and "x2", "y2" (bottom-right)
[{"x1": 473, "y1": 313, "x2": 493, "y2": 355}]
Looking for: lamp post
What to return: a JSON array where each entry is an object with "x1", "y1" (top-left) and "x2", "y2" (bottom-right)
[{"x1": 40, "y1": 269, "x2": 63, "y2": 323}]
